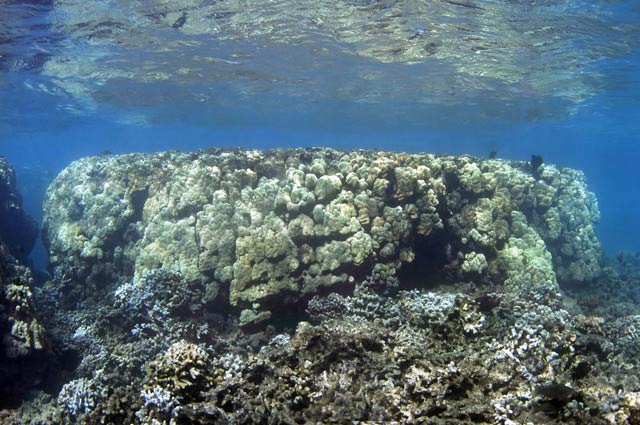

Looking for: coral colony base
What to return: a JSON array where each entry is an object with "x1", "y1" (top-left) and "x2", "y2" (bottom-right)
[{"x1": 1, "y1": 148, "x2": 640, "y2": 424}]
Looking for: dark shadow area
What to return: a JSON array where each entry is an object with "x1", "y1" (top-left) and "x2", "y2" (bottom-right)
[
  {"x1": 397, "y1": 231, "x2": 456, "y2": 290},
  {"x1": 0, "y1": 351, "x2": 50, "y2": 409},
  {"x1": 15, "y1": 165, "x2": 55, "y2": 272},
  {"x1": 38, "y1": 347, "x2": 82, "y2": 398}
]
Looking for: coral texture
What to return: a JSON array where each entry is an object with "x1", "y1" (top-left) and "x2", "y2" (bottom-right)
[
  {"x1": 27, "y1": 276, "x2": 640, "y2": 425},
  {"x1": 9, "y1": 148, "x2": 640, "y2": 425},
  {"x1": 42, "y1": 148, "x2": 601, "y2": 322}
]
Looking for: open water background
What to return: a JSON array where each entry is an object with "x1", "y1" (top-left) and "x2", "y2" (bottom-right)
[{"x1": 0, "y1": 0, "x2": 639, "y2": 267}]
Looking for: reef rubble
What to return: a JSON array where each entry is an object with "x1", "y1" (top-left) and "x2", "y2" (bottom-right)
[{"x1": 3, "y1": 148, "x2": 640, "y2": 424}]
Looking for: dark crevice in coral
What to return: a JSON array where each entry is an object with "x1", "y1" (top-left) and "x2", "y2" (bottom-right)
[
  {"x1": 38, "y1": 347, "x2": 82, "y2": 397},
  {"x1": 290, "y1": 230, "x2": 352, "y2": 248},
  {"x1": 128, "y1": 186, "x2": 148, "y2": 222},
  {"x1": 397, "y1": 230, "x2": 456, "y2": 290},
  {"x1": 443, "y1": 171, "x2": 461, "y2": 194},
  {"x1": 260, "y1": 290, "x2": 318, "y2": 332},
  {"x1": 0, "y1": 350, "x2": 49, "y2": 409},
  {"x1": 254, "y1": 160, "x2": 283, "y2": 180},
  {"x1": 0, "y1": 160, "x2": 39, "y2": 264},
  {"x1": 314, "y1": 277, "x2": 358, "y2": 299}
]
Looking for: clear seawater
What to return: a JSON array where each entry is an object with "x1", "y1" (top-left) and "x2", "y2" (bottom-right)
[{"x1": 1, "y1": 0, "x2": 639, "y2": 268}]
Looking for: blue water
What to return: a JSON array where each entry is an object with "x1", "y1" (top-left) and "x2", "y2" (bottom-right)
[{"x1": 1, "y1": 0, "x2": 639, "y2": 265}]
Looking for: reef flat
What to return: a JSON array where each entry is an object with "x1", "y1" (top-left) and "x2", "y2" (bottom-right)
[{"x1": 3, "y1": 148, "x2": 640, "y2": 424}]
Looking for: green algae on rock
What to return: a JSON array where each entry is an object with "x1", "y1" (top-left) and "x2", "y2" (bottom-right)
[{"x1": 42, "y1": 148, "x2": 602, "y2": 323}]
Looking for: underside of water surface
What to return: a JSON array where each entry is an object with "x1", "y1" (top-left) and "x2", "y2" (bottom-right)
[{"x1": 1, "y1": 0, "x2": 639, "y2": 132}]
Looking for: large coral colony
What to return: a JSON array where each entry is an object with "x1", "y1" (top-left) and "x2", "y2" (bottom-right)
[{"x1": 1, "y1": 148, "x2": 640, "y2": 424}]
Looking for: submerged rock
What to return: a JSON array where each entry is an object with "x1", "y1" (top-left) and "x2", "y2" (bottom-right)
[
  {"x1": 0, "y1": 243, "x2": 47, "y2": 408},
  {"x1": 0, "y1": 158, "x2": 46, "y2": 408},
  {"x1": 42, "y1": 148, "x2": 602, "y2": 320},
  {"x1": 18, "y1": 147, "x2": 640, "y2": 424}
]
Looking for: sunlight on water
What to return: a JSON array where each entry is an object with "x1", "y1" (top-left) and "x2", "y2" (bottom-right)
[{"x1": 0, "y1": 0, "x2": 638, "y2": 134}]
